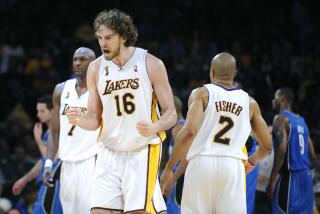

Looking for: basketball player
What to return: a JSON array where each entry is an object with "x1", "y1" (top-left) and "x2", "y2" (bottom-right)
[
  {"x1": 160, "y1": 52, "x2": 273, "y2": 213},
  {"x1": 66, "y1": 9, "x2": 176, "y2": 214},
  {"x1": 12, "y1": 95, "x2": 62, "y2": 214},
  {"x1": 267, "y1": 87, "x2": 319, "y2": 214},
  {"x1": 165, "y1": 96, "x2": 186, "y2": 214},
  {"x1": 43, "y1": 47, "x2": 99, "y2": 214}
]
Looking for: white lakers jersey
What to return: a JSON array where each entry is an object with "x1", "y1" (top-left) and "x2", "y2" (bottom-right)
[
  {"x1": 97, "y1": 47, "x2": 165, "y2": 151},
  {"x1": 186, "y1": 83, "x2": 251, "y2": 160},
  {"x1": 58, "y1": 79, "x2": 99, "y2": 162}
]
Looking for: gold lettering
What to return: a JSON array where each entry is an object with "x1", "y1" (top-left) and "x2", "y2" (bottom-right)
[
  {"x1": 222, "y1": 101, "x2": 227, "y2": 111},
  {"x1": 231, "y1": 103, "x2": 237, "y2": 114},
  {"x1": 126, "y1": 79, "x2": 133, "y2": 88},
  {"x1": 103, "y1": 80, "x2": 112, "y2": 95},
  {"x1": 62, "y1": 104, "x2": 69, "y2": 115},
  {"x1": 235, "y1": 106, "x2": 243, "y2": 116},
  {"x1": 226, "y1": 102, "x2": 232, "y2": 112},
  {"x1": 132, "y1": 78, "x2": 139, "y2": 89},
  {"x1": 115, "y1": 80, "x2": 122, "y2": 90},
  {"x1": 215, "y1": 102, "x2": 220, "y2": 112}
]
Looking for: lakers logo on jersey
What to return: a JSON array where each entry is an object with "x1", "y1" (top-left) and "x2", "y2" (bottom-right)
[
  {"x1": 65, "y1": 92, "x2": 70, "y2": 99},
  {"x1": 62, "y1": 104, "x2": 87, "y2": 115},
  {"x1": 102, "y1": 78, "x2": 140, "y2": 95}
]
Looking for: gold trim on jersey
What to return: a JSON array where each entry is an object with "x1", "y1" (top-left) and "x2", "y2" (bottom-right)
[
  {"x1": 145, "y1": 144, "x2": 161, "y2": 214},
  {"x1": 151, "y1": 93, "x2": 166, "y2": 142},
  {"x1": 242, "y1": 146, "x2": 248, "y2": 191},
  {"x1": 97, "y1": 119, "x2": 104, "y2": 143}
]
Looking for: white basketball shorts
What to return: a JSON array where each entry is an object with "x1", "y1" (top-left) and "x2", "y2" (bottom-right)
[
  {"x1": 181, "y1": 155, "x2": 246, "y2": 214},
  {"x1": 91, "y1": 144, "x2": 166, "y2": 213},
  {"x1": 60, "y1": 155, "x2": 96, "y2": 214}
]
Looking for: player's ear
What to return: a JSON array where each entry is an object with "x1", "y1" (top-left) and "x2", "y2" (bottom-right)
[
  {"x1": 233, "y1": 68, "x2": 237, "y2": 78},
  {"x1": 210, "y1": 67, "x2": 215, "y2": 82},
  {"x1": 120, "y1": 35, "x2": 127, "y2": 46}
]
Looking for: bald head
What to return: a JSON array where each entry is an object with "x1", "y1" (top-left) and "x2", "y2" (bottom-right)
[
  {"x1": 72, "y1": 47, "x2": 96, "y2": 79},
  {"x1": 210, "y1": 52, "x2": 236, "y2": 81},
  {"x1": 74, "y1": 47, "x2": 96, "y2": 59}
]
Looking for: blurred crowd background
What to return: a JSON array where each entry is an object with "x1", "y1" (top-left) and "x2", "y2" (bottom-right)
[{"x1": 1, "y1": 0, "x2": 320, "y2": 213}]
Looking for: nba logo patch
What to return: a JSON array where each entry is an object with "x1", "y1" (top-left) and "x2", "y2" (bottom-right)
[{"x1": 134, "y1": 65, "x2": 138, "y2": 72}]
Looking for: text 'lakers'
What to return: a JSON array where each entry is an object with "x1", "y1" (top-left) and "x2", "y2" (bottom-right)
[
  {"x1": 62, "y1": 104, "x2": 87, "y2": 115},
  {"x1": 103, "y1": 78, "x2": 139, "y2": 95}
]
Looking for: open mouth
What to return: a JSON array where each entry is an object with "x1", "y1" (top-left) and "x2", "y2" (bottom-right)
[{"x1": 103, "y1": 49, "x2": 111, "y2": 54}]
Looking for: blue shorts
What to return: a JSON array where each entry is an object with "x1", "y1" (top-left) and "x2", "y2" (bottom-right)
[
  {"x1": 32, "y1": 159, "x2": 63, "y2": 214},
  {"x1": 272, "y1": 169, "x2": 313, "y2": 214},
  {"x1": 166, "y1": 164, "x2": 184, "y2": 214},
  {"x1": 246, "y1": 165, "x2": 258, "y2": 214}
]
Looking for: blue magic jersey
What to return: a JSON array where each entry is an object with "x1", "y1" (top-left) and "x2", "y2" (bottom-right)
[{"x1": 281, "y1": 111, "x2": 310, "y2": 172}]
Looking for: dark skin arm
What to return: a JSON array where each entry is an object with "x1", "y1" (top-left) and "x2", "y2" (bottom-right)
[
  {"x1": 43, "y1": 82, "x2": 64, "y2": 187},
  {"x1": 266, "y1": 114, "x2": 288, "y2": 198}
]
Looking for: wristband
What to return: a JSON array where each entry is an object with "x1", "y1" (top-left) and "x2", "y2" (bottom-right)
[{"x1": 44, "y1": 159, "x2": 53, "y2": 168}]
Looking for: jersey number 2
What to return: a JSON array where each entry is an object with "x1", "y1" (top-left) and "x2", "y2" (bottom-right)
[
  {"x1": 114, "y1": 93, "x2": 135, "y2": 116},
  {"x1": 213, "y1": 116, "x2": 234, "y2": 145}
]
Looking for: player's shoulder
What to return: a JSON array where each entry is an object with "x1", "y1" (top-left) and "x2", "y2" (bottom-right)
[
  {"x1": 272, "y1": 113, "x2": 289, "y2": 126},
  {"x1": 89, "y1": 56, "x2": 102, "y2": 71},
  {"x1": 87, "y1": 56, "x2": 102, "y2": 81},
  {"x1": 54, "y1": 81, "x2": 66, "y2": 95},
  {"x1": 188, "y1": 87, "x2": 208, "y2": 105},
  {"x1": 249, "y1": 96, "x2": 258, "y2": 107},
  {"x1": 191, "y1": 87, "x2": 208, "y2": 98},
  {"x1": 146, "y1": 52, "x2": 165, "y2": 68}
]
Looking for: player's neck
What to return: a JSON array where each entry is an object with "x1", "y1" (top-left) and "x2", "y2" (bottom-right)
[
  {"x1": 113, "y1": 46, "x2": 135, "y2": 68},
  {"x1": 280, "y1": 105, "x2": 292, "y2": 113},
  {"x1": 76, "y1": 77, "x2": 87, "y2": 88},
  {"x1": 75, "y1": 78, "x2": 87, "y2": 96},
  {"x1": 212, "y1": 80, "x2": 234, "y2": 88},
  {"x1": 46, "y1": 120, "x2": 51, "y2": 129}
]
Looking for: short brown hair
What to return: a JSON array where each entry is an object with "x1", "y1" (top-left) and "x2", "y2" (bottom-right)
[{"x1": 94, "y1": 9, "x2": 138, "y2": 47}]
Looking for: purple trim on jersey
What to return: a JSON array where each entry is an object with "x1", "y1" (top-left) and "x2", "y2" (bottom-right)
[
  {"x1": 212, "y1": 83, "x2": 241, "y2": 91},
  {"x1": 111, "y1": 47, "x2": 137, "y2": 70}
]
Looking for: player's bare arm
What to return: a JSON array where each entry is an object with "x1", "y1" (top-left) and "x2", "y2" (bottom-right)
[
  {"x1": 43, "y1": 82, "x2": 64, "y2": 187},
  {"x1": 163, "y1": 159, "x2": 188, "y2": 197},
  {"x1": 136, "y1": 54, "x2": 177, "y2": 137},
  {"x1": 248, "y1": 97, "x2": 273, "y2": 167},
  {"x1": 66, "y1": 58, "x2": 103, "y2": 130},
  {"x1": 266, "y1": 114, "x2": 288, "y2": 198},
  {"x1": 13, "y1": 159, "x2": 42, "y2": 195},
  {"x1": 33, "y1": 122, "x2": 47, "y2": 157},
  {"x1": 162, "y1": 122, "x2": 186, "y2": 197},
  {"x1": 160, "y1": 87, "x2": 207, "y2": 192}
]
